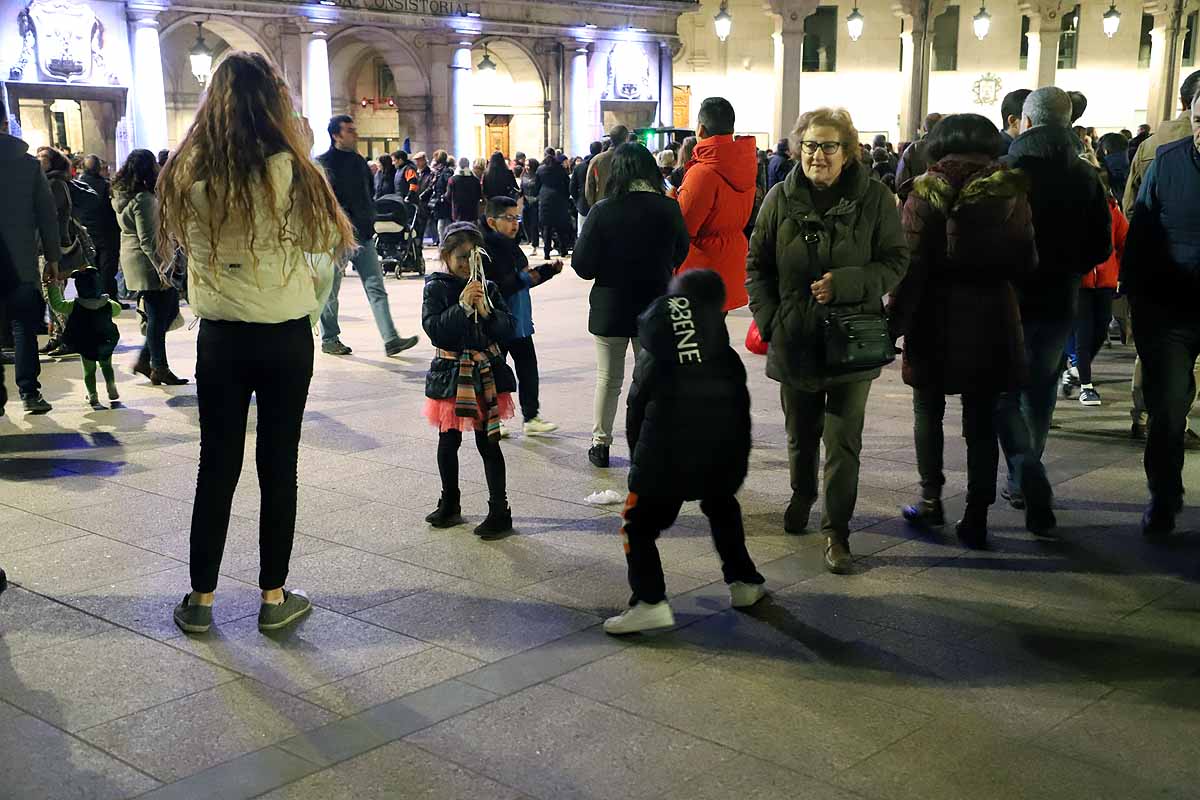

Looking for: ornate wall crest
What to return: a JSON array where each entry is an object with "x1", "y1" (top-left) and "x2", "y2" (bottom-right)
[
  {"x1": 604, "y1": 42, "x2": 653, "y2": 101},
  {"x1": 9, "y1": 0, "x2": 119, "y2": 84},
  {"x1": 972, "y1": 72, "x2": 1003, "y2": 106}
]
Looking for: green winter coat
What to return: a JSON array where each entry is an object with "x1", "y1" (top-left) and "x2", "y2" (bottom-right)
[
  {"x1": 746, "y1": 160, "x2": 909, "y2": 391},
  {"x1": 113, "y1": 189, "x2": 167, "y2": 292}
]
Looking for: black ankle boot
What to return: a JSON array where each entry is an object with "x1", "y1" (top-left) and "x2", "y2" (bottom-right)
[
  {"x1": 955, "y1": 505, "x2": 989, "y2": 549},
  {"x1": 902, "y1": 498, "x2": 945, "y2": 529},
  {"x1": 425, "y1": 493, "x2": 463, "y2": 529},
  {"x1": 474, "y1": 500, "x2": 512, "y2": 539}
]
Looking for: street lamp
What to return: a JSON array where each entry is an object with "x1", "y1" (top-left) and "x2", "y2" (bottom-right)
[
  {"x1": 846, "y1": 5, "x2": 865, "y2": 41},
  {"x1": 476, "y1": 44, "x2": 496, "y2": 73},
  {"x1": 1103, "y1": 1, "x2": 1121, "y2": 38},
  {"x1": 972, "y1": 3, "x2": 992, "y2": 40},
  {"x1": 713, "y1": 0, "x2": 732, "y2": 43},
  {"x1": 188, "y1": 22, "x2": 213, "y2": 87}
]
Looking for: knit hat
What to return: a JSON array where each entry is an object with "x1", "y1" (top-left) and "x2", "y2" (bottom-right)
[
  {"x1": 656, "y1": 150, "x2": 676, "y2": 169},
  {"x1": 439, "y1": 221, "x2": 484, "y2": 249},
  {"x1": 72, "y1": 268, "x2": 103, "y2": 300}
]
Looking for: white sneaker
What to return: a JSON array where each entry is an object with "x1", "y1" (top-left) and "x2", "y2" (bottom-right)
[
  {"x1": 498, "y1": 423, "x2": 511, "y2": 439},
  {"x1": 603, "y1": 601, "x2": 675, "y2": 635},
  {"x1": 523, "y1": 417, "x2": 559, "y2": 436},
  {"x1": 729, "y1": 582, "x2": 766, "y2": 609}
]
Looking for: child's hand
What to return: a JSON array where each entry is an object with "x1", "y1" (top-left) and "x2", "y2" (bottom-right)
[{"x1": 460, "y1": 280, "x2": 484, "y2": 309}]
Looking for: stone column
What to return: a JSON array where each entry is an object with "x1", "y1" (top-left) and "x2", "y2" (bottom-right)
[
  {"x1": 449, "y1": 41, "x2": 474, "y2": 162},
  {"x1": 657, "y1": 40, "x2": 674, "y2": 128},
  {"x1": 301, "y1": 27, "x2": 332, "y2": 157},
  {"x1": 1023, "y1": 9, "x2": 1060, "y2": 89},
  {"x1": 278, "y1": 23, "x2": 305, "y2": 107},
  {"x1": 1145, "y1": 0, "x2": 1187, "y2": 126},
  {"x1": 567, "y1": 44, "x2": 592, "y2": 155},
  {"x1": 768, "y1": 0, "x2": 814, "y2": 143},
  {"x1": 128, "y1": 9, "x2": 169, "y2": 151}
]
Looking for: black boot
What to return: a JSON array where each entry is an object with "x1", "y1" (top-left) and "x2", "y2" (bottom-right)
[
  {"x1": 902, "y1": 498, "x2": 945, "y2": 530},
  {"x1": 955, "y1": 504, "x2": 989, "y2": 549},
  {"x1": 425, "y1": 493, "x2": 463, "y2": 529},
  {"x1": 132, "y1": 348, "x2": 152, "y2": 380},
  {"x1": 784, "y1": 496, "x2": 813, "y2": 535},
  {"x1": 588, "y1": 444, "x2": 610, "y2": 468},
  {"x1": 0, "y1": 567, "x2": 7, "y2": 593},
  {"x1": 474, "y1": 500, "x2": 512, "y2": 540}
]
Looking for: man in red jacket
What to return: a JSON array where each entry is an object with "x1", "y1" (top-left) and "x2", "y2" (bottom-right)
[{"x1": 676, "y1": 97, "x2": 759, "y2": 312}]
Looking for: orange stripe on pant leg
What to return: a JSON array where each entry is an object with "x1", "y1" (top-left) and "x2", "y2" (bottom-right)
[{"x1": 620, "y1": 492, "x2": 638, "y2": 555}]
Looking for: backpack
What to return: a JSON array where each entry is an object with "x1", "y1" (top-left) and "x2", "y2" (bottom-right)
[
  {"x1": 62, "y1": 301, "x2": 119, "y2": 361},
  {"x1": 67, "y1": 179, "x2": 106, "y2": 228}
]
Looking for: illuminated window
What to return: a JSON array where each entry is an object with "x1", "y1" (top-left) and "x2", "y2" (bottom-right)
[
  {"x1": 932, "y1": 6, "x2": 960, "y2": 72},
  {"x1": 1058, "y1": 5, "x2": 1080, "y2": 70},
  {"x1": 802, "y1": 7, "x2": 838, "y2": 73},
  {"x1": 1138, "y1": 14, "x2": 1154, "y2": 68}
]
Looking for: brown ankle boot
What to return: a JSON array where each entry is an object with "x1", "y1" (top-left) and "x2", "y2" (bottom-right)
[
  {"x1": 132, "y1": 350, "x2": 152, "y2": 380},
  {"x1": 149, "y1": 367, "x2": 189, "y2": 386}
]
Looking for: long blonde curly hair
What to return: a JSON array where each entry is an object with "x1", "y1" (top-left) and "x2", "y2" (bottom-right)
[{"x1": 156, "y1": 51, "x2": 355, "y2": 271}]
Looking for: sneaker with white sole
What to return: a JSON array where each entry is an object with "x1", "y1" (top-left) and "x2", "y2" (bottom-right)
[
  {"x1": 1079, "y1": 387, "x2": 1102, "y2": 406},
  {"x1": 258, "y1": 590, "x2": 312, "y2": 631},
  {"x1": 729, "y1": 582, "x2": 766, "y2": 608},
  {"x1": 498, "y1": 422, "x2": 510, "y2": 439},
  {"x1": 603, "y1": 600, "x2": 675, "y2": 635},
  {"x1": 523, "y1": 417, "x2": 559, "y2": 436}
]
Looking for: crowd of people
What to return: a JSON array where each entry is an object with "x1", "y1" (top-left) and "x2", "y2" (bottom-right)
[{"x1": 1, "y1": 50, "x2": 1197, "y2": 637}]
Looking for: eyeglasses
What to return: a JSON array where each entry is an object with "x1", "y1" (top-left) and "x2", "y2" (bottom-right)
[
  {"x1": 799, "y1": 141, "x2": 844, "y2": 155},
  {"x1": 492, "y1": 214, "x2": 522, "y2": 223}
]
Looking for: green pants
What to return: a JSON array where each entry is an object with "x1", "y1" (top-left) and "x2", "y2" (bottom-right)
[
  {"x1": 82, "y1": 357, "x2": 118, "y2": 401},
  {"x1": 780, "y1": 379, "x2": 872, "y2": 539}
]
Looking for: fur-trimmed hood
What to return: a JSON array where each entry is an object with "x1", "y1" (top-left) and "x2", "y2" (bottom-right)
[{"x1": 910, "y1": 155, "x2": 1031, "y2": 217}]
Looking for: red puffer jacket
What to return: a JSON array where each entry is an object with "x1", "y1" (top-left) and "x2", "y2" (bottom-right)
[
  {"x1": 676, "y1": 134, "x2": 759, "y2": 311},
  {"x1": 1081, "y1": 196, "x2": 1126, "y2": 289}
]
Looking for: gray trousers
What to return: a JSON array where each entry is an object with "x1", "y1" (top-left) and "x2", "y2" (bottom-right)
[
  {"x1": 781, "y1": 379, "x2": 873, "y2": 539},
  {"x1": 592, "y1": 335, "x2": 641, "y2": 446}
]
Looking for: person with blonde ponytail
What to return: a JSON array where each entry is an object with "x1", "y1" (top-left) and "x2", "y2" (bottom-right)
[{"x1": 158, "y1": 51, "x2": 356, "y2": 635}]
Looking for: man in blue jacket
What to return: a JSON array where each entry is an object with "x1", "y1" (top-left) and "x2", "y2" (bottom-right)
[
  {"x1": 1122, "y1": 94, "x2": 1200, "y2": 538},
  {"x1": 317, "y1": 115, "x2": 418, "y2": 358}
]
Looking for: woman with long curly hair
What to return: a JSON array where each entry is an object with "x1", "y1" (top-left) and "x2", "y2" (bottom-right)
[{"x1": 157, "y1": 51, "x2": 355, "y2": 635}]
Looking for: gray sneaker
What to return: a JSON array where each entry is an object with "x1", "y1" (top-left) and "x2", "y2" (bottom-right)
[
  {"x1": 22, "y1": 393, "x2": 52, "y2": 415},
  {"x1": 321, "y1": 339, "x2": 353, "y2": 356},
  {"x1": 384, "y1": 335, "x2": 420, "y2": 357},
  {"x1": 258, "y1": 590, "x2": 312, "y2": 632},
  {"x1": 173, "y1": 594, "x2": 213, "y2": 634}
]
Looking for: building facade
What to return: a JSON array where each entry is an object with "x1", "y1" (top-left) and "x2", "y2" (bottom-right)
[{"x1": 1, "y1": 0, "x2": 1196, "y2": 166}]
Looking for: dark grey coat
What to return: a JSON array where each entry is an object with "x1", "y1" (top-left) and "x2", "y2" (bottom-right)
[{"x1": 0, "y1": 133, "x2": 62, "y2": 284}]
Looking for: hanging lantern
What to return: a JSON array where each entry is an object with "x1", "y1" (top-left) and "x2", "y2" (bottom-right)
[
  {"x1": 476, "y1": 44, "x2": 496, "y2": 73},
  {"x1": 1103, "y1": 1, "x2": 1121, "y2": 38},
  {"x1": 188, "y1": 22, "x2": 213, "y2": 87},
  {"x1": 846, "y1": 5, "x2": 865, "y2": 41},
  {"x1": 972, "y1": 3, "x2": 992, "y2": 40},
  {"x1": 713, "y1": 1, "x2": 733, "y2": 43}
]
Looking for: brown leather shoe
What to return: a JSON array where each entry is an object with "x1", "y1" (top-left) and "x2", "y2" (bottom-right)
[
  {"x1": 150, "y1": 367, "x2": 189, "y2": 386},
  {"x1": 824, "y1": 535, "x2": 852, "y2": 575},
  {"x1": 131, "y1": 350, "x2": 152, "y2": 380}
]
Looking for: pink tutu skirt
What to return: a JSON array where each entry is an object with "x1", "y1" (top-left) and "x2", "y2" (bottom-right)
[{"x1": 423, "y1": 393, "x2": 515, "y2": 433}]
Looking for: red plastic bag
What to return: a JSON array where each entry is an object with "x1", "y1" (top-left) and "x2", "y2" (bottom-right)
[{"x1": 745, "y1": 320, "x2": 768, "y2": 355}]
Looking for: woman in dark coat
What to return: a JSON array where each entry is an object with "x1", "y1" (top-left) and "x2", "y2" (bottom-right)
[
  {"x1": 572, "y1": 143, "x2": 690, "y2": 468},
  {"x1": 481, "y1": 152, "x2": 519, "y2": 201},
  {"x1": 520, "y1": 158, "x2": 540, "y2": 252},
  {"x1": 36, "y1": 146, "x2": 75, "y2": 355},
  {"x1": 532, "y1": 151, "x2": 572, "y2": 260},
  {"x1": 891, "y1": 113, "x2": 1038, "y2": 548}
]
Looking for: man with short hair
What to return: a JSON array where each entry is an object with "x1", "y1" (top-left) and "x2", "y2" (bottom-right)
[
  {"x1": 77, "y1": 154, "x2": 121, "y2": 299},
  {"x1": 999, "y1": 89, "x2": 1033, "y2": 151},
  {"x1": 994, "y1": 86, "x2": 1113, "y2": 534},
  {"x1": 676, "y1": 97, "x2": 757, "y2": 313},
  {"x1": 571, "y1": 140, "x2": 602, "y2": 233},
  {"x1": 1121, "y1": 94, "x2": 1200, "y2": 538},
  {"x1": 392, "y1": 150, "x2": 420, "y2": 203},
  {"x1": 584, "y1": 125, "x2": 629, "y2": 208},
  {"x1": 896, "y1": 112, "x2": 943, "y2": 198},
  {"x1": 317, "y1": 115, "x2": 419, "y2": 357},
  {"x1": 0, "y1": 96, "x2": 60, "y2": 415}
]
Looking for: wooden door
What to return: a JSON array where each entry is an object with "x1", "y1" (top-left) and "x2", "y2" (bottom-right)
[
  {"x1": 673, "y1": 85, "x2": 691, "y2": 128},
  {"x1": 484, "y1": 114, "x2": 512, "y2": 158}
]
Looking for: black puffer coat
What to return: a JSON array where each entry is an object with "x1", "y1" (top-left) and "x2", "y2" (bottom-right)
[
  {"x1": 421, "y1": 271, "x2": 517, "y2": 399},
  {"x1": 626, "y1": 293, "x2": 751, "y2": 500}
]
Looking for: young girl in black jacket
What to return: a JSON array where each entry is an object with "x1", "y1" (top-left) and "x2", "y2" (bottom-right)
[{"x1": 422, "y1": 222, "x2": 518, "y2": 538}]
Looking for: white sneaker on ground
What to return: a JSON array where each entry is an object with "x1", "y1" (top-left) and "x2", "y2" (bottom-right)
[
  {"x1": 498, "y1": 423, "x2": 511, "y2": 439},
  {"x1": 729, "y1": 582, "x2": 767, "y2": 609},
  {"x1": 523, "y1": 417, "x2": 559, "y2": 436},
  {"x1": 1079, "y1": 387, "x2": 1102, "y2": 406},
  {"x1": 603, "y1": 601, "x2": 675, "y2": 635}
]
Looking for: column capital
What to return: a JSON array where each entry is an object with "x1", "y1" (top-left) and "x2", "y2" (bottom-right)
[
  {"x1": 295, "y1": 21, "x2": 333, "y2": 37},
  {"x1": 768, "y1": 0, "x2": 819, "y2": 33},
  {"x1": 127, "y1": 5, "x2": 167, "y2": 26}
]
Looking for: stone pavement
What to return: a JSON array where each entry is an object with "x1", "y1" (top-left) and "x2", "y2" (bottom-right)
[{"x1": 1, "y1": 258, "x2": 1197, "y2": 800}]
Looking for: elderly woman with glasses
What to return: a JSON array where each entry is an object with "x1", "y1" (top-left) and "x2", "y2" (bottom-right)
[{"x1": 746, "y1": 107, "x2": 908, "y2": 574}]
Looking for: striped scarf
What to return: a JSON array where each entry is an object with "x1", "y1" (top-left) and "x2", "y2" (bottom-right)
[{"x1": 439, "y1": 345, "x2": 503, "y2": 442}]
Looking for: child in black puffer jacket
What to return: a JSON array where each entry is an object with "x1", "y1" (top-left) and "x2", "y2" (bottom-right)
[
  {"x1": 604, "y1": 269, "x2": 766, "y2": 635},
  {"x1": 421, "y1": 222, "x2": 518, "y2": 539}
]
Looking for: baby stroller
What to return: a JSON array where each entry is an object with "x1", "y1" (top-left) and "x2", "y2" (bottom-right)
[{"x1": 374, "y1": 193, "x2": 425, "y2": 277}]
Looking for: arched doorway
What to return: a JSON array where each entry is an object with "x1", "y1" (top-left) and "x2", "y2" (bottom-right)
[
  {"x1": 470, "y1": 38, "x2": 548, "y2": 160},
  {"x1": 328, "y1": 28, "x2": 429, "y2": 159}
]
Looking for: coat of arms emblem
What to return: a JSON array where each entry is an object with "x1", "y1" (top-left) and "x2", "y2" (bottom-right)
[{"x1": 9, "y1": 0, "x2": 118, "y2": 84}]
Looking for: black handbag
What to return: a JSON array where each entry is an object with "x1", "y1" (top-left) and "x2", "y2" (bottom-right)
[{"x1": 803, "y1": 227, "x2": 895, "y2": 375}]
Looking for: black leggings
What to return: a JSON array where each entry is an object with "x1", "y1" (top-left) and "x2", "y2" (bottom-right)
[
  {"x1": 438, "y1": 429, "x2": 506, "y2": 502},
  {"x1": 1074, "y1": 287, "x2": 1115, "y2": 385}
]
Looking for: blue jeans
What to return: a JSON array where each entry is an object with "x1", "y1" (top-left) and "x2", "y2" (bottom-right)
[
  {"x1": 319, "y1": 244, "x2": 399, "y2": 345},
  {"x1": 5, "y1": 282, "x2": 44, "y2": 399},
  {"x1": 141, "y1": 287, "x2": 179, "y2": 370},
  {"x1": 995, "y1": 317, "x2": 1073, "y2": 505}
]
